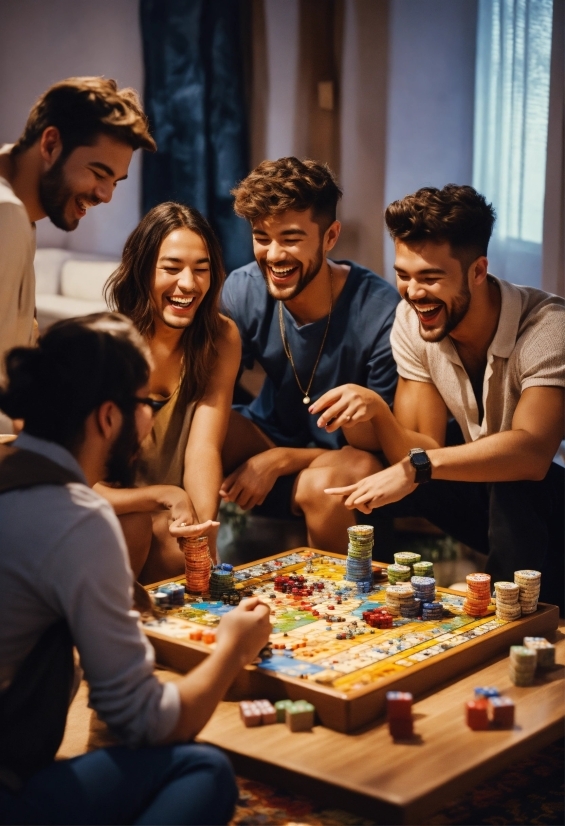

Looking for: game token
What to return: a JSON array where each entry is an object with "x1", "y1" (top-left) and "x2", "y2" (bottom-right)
[
  {"x1": 466, "y1": 699, "x2": 489, "y2": 730},
  {"x1": 509, "y1": 645, "x2": 537, "y2": 685},
  {"x1": 285, "y1": 700, "x2": 315, "y2": 731},
  {"x1": 239, "y1": 701, "x2": 262, "y2": 727},
  {"x1": 523, "y1": 637, "x2": 555, "y2": 668},
  {"x1": 474, "y1": 686, "x2": 499, "y2": 699},
  {"x1": 488, "y1": 696, "x2": 515, "y2": 727},
  {"x1": 182, "y1": 536, "x2": 212, "y2": 594}
]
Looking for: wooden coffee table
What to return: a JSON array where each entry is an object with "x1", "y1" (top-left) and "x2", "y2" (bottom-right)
[{"x1": 197, "y1": 623, "x2": 564, "y2": 825}]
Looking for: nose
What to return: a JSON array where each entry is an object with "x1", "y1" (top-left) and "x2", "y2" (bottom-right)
[
  {"x1": 177, "y1": 266, "x2": 196, "y2": 291},
  {"x1": 265, "y1": 240, "x2": 286, "y2": 263},
  {"x1": 406, "y1": 278, "x2": 427, "y2": 301},
  {"x1": 93, "y1": 179, "x2": 113, "y2": 204}
]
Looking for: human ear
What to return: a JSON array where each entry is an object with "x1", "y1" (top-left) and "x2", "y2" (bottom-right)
[
  {"x1": 39, "y1": 126, "x2": 63, "y2": 168},
  {"x1": 95, "y1": 401, "x2": 123, "y2": 440},
  {"x1": 469, "y1": 256, "x2": 489, "y2": 287},
  {"x1": 324, "y1": 220, "x2": 341, "y2": 253}
]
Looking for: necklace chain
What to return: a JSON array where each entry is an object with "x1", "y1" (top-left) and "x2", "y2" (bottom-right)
[{"x1": 278, "y1": 267, "x2": 333, "y2": 405}]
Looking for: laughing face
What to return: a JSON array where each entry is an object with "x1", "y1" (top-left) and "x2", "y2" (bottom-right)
[
  {"x1": 251, "y1": 208, "x2": 331, "y2": 302},
  {"x1": 149, "y1": 228, "x2": 211, "y2": 331},
  {"x1": 394, "y1": 240, "x2": 473, "y2": 342},
  {"x1": 39, "y1": 133, "x2": 133, "y2": 231}
]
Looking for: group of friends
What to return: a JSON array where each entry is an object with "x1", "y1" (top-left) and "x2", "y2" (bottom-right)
[{"x1": 0, "y1": 77, "x2": 563, "y2": 825}]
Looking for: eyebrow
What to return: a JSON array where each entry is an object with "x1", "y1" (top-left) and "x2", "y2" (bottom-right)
[
  {"x1": 252, "y1": 228, "x2": 308, "y2": 236},
  {"x1": 158, "y1": 256, "x2": 210, "y2": 265},
  {"x1": 89, "y1": 162, "x2": 128, "y2": 182},
  {"x1": 394, "y1": 266, "x2": 447, "y2": 275}
]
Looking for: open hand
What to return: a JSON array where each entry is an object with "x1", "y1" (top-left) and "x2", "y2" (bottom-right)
[
  {"x1": 325, "y1": 459, "x2": 417, "y2": 512},
  {"x1": 219, "y1": 450, "x2": 280, "y2": 510}
]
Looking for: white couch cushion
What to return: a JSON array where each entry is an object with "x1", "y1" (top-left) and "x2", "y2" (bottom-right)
[
  {"x1": 35, "y1": 294, "x2": 108, "y2": 328},
  {"x1": 60, "y1": 259, "x2": 120, "y2": 301},
  {"x1": 34, "y1": 248, "x2": 74, "y2": 294}
]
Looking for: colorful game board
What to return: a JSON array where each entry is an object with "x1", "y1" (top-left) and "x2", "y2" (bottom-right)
[{"x1": 143, "y1": 549, "x2": 558, "y2": 732}]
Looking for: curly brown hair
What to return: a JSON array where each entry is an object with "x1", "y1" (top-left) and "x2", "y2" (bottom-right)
[
  {"x1": 12, "y1": 77, "x2": 156, "y2": 159},
  {"x1": 385, "y1": 184, "x2": 496, "y2": 270},
  {"x1": 232, "y1": 157, "x2": 342, "y2": 231},
  {"x1": 105, "y1": 202, "x2": 225, "y2": 406}
]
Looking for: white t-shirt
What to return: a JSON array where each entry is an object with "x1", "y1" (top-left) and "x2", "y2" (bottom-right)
[
  {"x1": 0, "y1": 148, "x2": 36, "y2": 380},
  {"x1": 391, "y1": 276, "x2": 565, "y2": 444},
  {"x1": 0, "y1": 432, "x2": 180, "y2": 746}
]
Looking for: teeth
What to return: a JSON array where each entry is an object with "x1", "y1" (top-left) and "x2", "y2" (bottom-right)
[
  {"x1": 270, "y1": 266, "x2": 295, "y2": 275},
  {"x1": 169, "y1": 296, "x2": 194, "y2": 306},
  {"x1": 418, "y1": 306, "x2": 440, "y2": 314}
]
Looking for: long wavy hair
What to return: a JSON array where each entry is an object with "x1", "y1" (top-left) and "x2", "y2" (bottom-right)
[{"x1": 105, "y1": 202, "x2": 225, "y2": 405}]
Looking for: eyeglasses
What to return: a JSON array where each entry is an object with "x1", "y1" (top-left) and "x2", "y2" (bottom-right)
[{"x1": 134, "y1": 397, "x2": 167, "y2": 414}]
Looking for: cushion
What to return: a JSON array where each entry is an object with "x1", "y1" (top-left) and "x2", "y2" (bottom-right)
[
  {"x1": 34, "y1": 248, "x2": 73, "y2": 295},
  {"x1": 60, "y1": 260, "x2": 120, "y2": 301}
]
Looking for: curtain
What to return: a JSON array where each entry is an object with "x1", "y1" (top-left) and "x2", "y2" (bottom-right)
[
  {"x1": 473, "y1": 0, "x2": 553, "y2": 287},
  {"x1": 542, "y1": 0, "x2": 564, "y2": 297},
  {"x1": 140, "y1": 0, "x2": 252, "y2": 274}
]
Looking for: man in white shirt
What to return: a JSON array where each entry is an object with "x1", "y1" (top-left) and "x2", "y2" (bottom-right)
[
  {"x1": 318, "y1": 185, "x2": 564, "y2": 612},
  {"x1": 0, "y1": 77, "x2": 156, "y2": 419},
  {"x1": 0, "y1": 313, "x2": 270, "y2": 824}
]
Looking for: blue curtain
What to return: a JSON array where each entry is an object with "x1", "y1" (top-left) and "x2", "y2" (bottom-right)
[
  {"x1": 140, "y1": 0, "x2": 252, "y2": 273},
  {"x1": 473, "y1": 0, "x2": 553, "y2": 287}
]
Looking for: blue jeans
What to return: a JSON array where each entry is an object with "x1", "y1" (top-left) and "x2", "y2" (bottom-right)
[{"x1": 0, "y1": 743, "x2": 238, "y2": 825}]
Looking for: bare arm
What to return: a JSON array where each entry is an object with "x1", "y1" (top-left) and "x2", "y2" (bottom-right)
[
  {"x1": 309, "y1": 378, "x2": 447, "y2": 463},
  {"x1": 326, "y1": 386, "x2": 565, "y2": 511},
  {"x1": 161, "y1": 598, "x2": 271, "y2": 742},
  {"x1": 182, "y1": 318, "x2": 241, "y2": 557}
]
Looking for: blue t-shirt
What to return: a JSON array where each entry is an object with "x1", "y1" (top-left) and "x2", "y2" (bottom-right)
[{"x1": 222, "y1": 260, "x2": 400, "y2": 449}]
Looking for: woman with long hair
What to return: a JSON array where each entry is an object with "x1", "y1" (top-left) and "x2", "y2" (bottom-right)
[{"x1": 98, "y1": 202, "x2": 241, "y2": 582}]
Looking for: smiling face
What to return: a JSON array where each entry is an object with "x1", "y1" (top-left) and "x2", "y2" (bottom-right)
[
  {"x1": 394, "y1": 240, "x2": 474, "y2": 342},
  {"x1": 252, "y1": 208, "x2": 336, "y2": 302},
  {"x1": 149, "y1": 228, "x2": 211, "y2": 331},
  {"x1": 38, "y1": 132, "x2": 133, "y2": 231}
]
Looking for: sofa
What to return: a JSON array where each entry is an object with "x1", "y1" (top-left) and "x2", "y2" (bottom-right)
[{"x1": 34, "y1": 248, "x2": 120, "y2": 331}]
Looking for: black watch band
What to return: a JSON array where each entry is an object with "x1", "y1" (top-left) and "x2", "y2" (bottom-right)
[{"x1": 408, "y1": 448, "x2": 432, "y2": 484}]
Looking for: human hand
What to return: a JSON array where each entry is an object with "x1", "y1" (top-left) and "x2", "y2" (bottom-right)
[
  {"x1": 309, "y1": 384, "x2": 382, "y2": 433},
  {"x1": 215, "y1": 597, "x2": 272, "y2": 667},
  {"x1": 219, "y1": 450, "x2": 281, "y2": 510},
  {"x1": 166, "y1": 487, "x2": 219, "y2": 541},
  {"x1": 324, "y1": 458, "x2": 417, "y2": 512}
]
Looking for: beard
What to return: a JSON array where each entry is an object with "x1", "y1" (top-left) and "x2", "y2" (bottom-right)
[
  {"x1": 408, "y1": 277, "x2": 471, "y2": 343},
  {"x1": 38, "y1": 156, "x2": 76, "y2": 231},
  {"x1": 104, "y1": 409, "x2": 141, "y2": 487},
  {"x1": 259, "y1": 246, "x2": 324, "y2": 302}
]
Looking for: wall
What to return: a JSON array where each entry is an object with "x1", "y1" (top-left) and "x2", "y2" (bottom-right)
[
  {"x1": 0, "y1": 0, "x2": 143, "y2": 256},
  {"x1": 383, "y1": 0, "x2": 478, "y2": 278}
]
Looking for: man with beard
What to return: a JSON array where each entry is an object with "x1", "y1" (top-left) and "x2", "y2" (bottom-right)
[
  {"x1": 321, "y1": 185, "x2": 565, "y2": 612},
  {"x1": 0, "y1": 313, "x2": 270, "y2": 824},
  {"x1": 0, "y1": 77, "x2": 155, "y2": 420},
  {"x1": 220, "y1": 157, "x2": 400, "y2": 551}
]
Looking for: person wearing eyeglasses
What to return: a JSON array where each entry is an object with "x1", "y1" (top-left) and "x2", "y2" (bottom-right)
[
  {"x1": 0, "y1": 313, "x2": 270, "y2": 825},
  {"x1": 99, "y1": 202, "x2": 240, "y2": 580}
]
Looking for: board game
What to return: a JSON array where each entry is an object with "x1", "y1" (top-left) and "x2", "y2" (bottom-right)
[{"x1": 143, "y1": 549, "x2": 559, "y2": 732}]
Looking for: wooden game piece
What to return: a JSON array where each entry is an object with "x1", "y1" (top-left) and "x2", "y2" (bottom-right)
[
  {"x1": 285, "y1": 700, "x2": 315, "y2": 731},
  {"x1": 488, "y1": 696, "x2": 515, "y2": 727},
  {"x1": 466, "y1": 699, "x2": 489, "y2": 730},
  {"x1": 239, "y1": 701, "x2": 262, "y2": 727},
  {"x1": 256, "y1": 699, "x2": 277, "y2": 724},
  {"x1": 274, "y1": 699, "x2": 294, "y2": 722},
  {"x1": 389, "y1": 718, "x2": 414, "y2": 739},
  {"x1": 386, "y1": 691, "x2": 413, "y2": 720}
]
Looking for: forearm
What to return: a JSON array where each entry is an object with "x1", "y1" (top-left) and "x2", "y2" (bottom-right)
[
  {"x1": 371, "y1": 399, "x2": 440, "y2": 464},
  {"x1": 163, "y1": 641, "x2": 248, "y2": 742},
  {"x1": 185, "y1": 446, "x2": 223, "y2": 523},
  {"x1": 94, "y1": 483, "x2": 183, "y2": 516},
  {"x1": 429, "y1": 430, "x2": 556, "y2": 483}
]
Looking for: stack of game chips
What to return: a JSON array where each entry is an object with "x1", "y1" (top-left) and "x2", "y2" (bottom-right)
[
  {"x1": 411, "y1": 575, "x2": 436, "y2": 603},
  {"x1": 386, "y1": 691, "x2": 414, "y2": 738},
  {"x1": 523, "y1": 637, "x2": 555, "y2": 669},
  {"x1": 209, "y1": 563, "x2": 235, "y2": 600},
  {"x1": 508, "y1": 644, "x2": 537, "y2": 686},
  {"x1": 345, "y1": 525, "x2": 374, "y2": 583},
  {"x1": 387, "y1": 564, "x2": 411, "y2": 584},
  {"x1": 386, "y1": 584, "x2": 420, "y2": 618},
  {"x1": 463, "y1": 573, "x2": 492, "y2": 616},
  {"x1": 393, "y1": 552, "x2": 421, "y2": 575},
  {"x1": 156, "y1": 581, "x2": 185, "y2": 606},
  {"x1": 494, "y1": 581, "x2": 521, "y2": 621},
  {"x1": 413, "y1": 560, "x2": 434, "y2": 578},
  {"x1": 421, "y1": 602, "x2": 443, "y2": 620},
  {"x1": 181, "y1": 536, "x2": 211, "y2": 594},
  {"x1": 514, "y1": 570, "x2": 541, "y2": 614}
]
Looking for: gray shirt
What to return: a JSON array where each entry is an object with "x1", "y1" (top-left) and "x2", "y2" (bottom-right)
[{"x1": 0, "y1": 432, "x2": 180, "y2": 745}]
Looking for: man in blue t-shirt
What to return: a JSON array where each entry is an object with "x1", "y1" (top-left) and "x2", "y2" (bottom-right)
[{"x1": 220, "y1": 157, "x2": 400, "y2": 551}]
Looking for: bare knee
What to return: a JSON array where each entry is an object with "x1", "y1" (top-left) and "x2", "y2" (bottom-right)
[{"x1": 294, "y1": 448, "x2": 381, "y2": 512}]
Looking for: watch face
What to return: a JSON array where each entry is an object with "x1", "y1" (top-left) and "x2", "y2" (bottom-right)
[{"x1": 411, "y1": 452, "x2": 429, "y2": 467}]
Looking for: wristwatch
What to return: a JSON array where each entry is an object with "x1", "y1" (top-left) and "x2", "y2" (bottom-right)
[{"x1": 408, "y1": 448, "x2": 432, "y2": 484}]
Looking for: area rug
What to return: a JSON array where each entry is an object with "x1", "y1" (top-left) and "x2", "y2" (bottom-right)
[{"x1": 230, "y1": 739, "x2": 564, "y2": 825}]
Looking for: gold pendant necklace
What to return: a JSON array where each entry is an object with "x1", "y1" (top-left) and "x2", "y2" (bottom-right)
[{"x1": 278, "y1": 267, "x2": 333, "y2": 405}]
